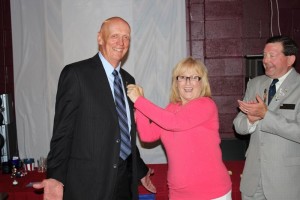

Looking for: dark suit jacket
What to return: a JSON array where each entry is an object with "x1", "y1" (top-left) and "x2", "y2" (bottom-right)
[{"x1": 46, "y1": 54, "x2": 148, "y2": 200}]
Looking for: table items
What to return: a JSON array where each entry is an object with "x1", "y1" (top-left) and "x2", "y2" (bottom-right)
[
  {"x1": 0, "y1": 167, "x2": 46, "y2": 200},
  {"x1": 37, "y1": 157, "x2": 46, "y2": 173},
  {"x1": 1, "y1": 162, "x2": 11, "y2": 174},
  {"x1": 11, "y1": 165, "x2": 18, "y2": 185},
  {"x1": 1, "y1": 157, "x2": 21, "y2": 175},
  {"x1": 23, "y1": 158, "x2": 35, "y2": 172}
]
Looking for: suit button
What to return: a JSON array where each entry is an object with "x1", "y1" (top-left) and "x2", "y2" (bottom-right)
[
  {"x1": 113, "y1": 164, "x2": 117, "y2": 168},
  {"x1": 116, "y1": 139, "x2": 120, "y2": 143}
]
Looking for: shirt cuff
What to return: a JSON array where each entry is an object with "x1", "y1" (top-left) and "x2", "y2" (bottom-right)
[{"x1": 247, "y1": 119, "x2": 259, "y2": 133}]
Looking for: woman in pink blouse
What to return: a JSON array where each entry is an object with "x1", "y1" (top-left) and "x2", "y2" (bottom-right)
[{"x1": 127, "y1": 57, "x2": 232, "y2": 200}]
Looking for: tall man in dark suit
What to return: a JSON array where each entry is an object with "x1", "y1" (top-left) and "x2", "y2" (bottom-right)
[
  {"x1": 233, "y1": 35, "x2": 300, "y2": 200},
  {"x1": 33, "y1": 17, "x2": 156, "y2": 200}
]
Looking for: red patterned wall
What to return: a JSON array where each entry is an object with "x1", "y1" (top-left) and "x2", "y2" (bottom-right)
[{"x1": 186, "y1": 0, "x2": 300, "y2": 138}]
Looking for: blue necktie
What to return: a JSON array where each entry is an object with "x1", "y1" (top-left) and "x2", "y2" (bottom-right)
[
  {"x1": 268, "y1": 79, "x2": 279, "y2": 105},
  {"x1": 112, "y1": 70, "x2": 131, "y2": 160}
]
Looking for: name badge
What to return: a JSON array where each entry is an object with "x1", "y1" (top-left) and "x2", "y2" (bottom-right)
[{"x1": 279, "y1": 104, "x2": 295, "y2": 110}]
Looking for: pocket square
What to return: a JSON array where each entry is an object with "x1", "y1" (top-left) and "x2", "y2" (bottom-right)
[{"x1": 279, "y1": 104, "x2": 295, "y2": 110}]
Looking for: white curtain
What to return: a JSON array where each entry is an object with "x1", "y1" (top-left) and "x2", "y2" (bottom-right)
[{"x1": 10, "y1": 0, "x2": 186, "y2": 164}]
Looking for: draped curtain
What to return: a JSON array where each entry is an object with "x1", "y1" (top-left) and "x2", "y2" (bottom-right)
[{"x1": 10, "y1": 0, "x2": 186, "y2": 164}]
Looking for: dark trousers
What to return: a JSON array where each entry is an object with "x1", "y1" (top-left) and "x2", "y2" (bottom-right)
[{"x1": 115, "y1": 155, "x2": 132, "y2": 200}]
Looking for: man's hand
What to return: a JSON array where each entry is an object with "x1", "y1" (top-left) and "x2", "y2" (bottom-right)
[
  {"x1": 140, "y1": 168, "x2": 156, "y2": 193},
  {"x1": 238, "y1": 95, "x2": 268, "y2": 123},
  {"x1": 33, "y1": 178, "x2": 63, "y2": 200}
]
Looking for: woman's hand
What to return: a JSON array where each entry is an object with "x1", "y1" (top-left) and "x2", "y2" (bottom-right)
[{"x1": 127, "y1": 84, "x2": 144, "y2": 103}]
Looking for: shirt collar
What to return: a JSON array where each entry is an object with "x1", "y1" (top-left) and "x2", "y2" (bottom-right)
[
  {"x1": 98, "y1": 52, "x2": 121, "y2": 76},
  {"x1": 276, "y1": 68, "x2": 293, "y2": 86}
]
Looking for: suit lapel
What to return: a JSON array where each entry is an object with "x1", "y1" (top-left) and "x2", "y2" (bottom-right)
[
  {"x1": 269, "y1": 68, "x2": 298, "y2": 109},
  {"x1": 91, "y1": 54, "x2": 119, "y2": 121}
]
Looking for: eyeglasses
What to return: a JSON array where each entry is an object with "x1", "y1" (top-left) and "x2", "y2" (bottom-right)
[{"x1": 176, "y1": 75, "x2": 201, "y2": 83}]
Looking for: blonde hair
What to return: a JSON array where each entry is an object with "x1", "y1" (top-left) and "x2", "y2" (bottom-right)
[{"x1": 170, "y1": 57, "x2": 211, "y2": 103}]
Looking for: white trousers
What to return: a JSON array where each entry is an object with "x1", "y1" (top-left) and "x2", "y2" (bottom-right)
[{"x1": 212, "y1": 190, "x2": 232, "y2": 200}]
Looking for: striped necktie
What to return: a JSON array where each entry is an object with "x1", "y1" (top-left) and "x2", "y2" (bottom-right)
[
  {"x1": 112, "y1": 70, "x2": 131, "y2": 160},
  {"x1": 268, "y1": 79, "x2": 279, "y2": 105}
]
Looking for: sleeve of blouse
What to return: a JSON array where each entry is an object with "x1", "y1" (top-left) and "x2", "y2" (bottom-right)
[
  {"x1": 134, "y1": 96, "x2": 217, "y2": 131},
  {"x1": 135, "y1": 109, "x2": 162, "y2": 142}
]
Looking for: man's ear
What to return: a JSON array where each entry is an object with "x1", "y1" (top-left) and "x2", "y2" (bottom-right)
[
  {"x1": 97, "y1": 32, "x2": 103, "y2": 45},
  {"x1": 287, "y1": 55, "x2": 296, "y2": 67}
]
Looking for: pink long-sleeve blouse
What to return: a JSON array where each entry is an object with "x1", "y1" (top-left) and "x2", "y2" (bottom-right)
[{"x1": 134, "y1": 96, "x2": 231, "y2": 200}]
